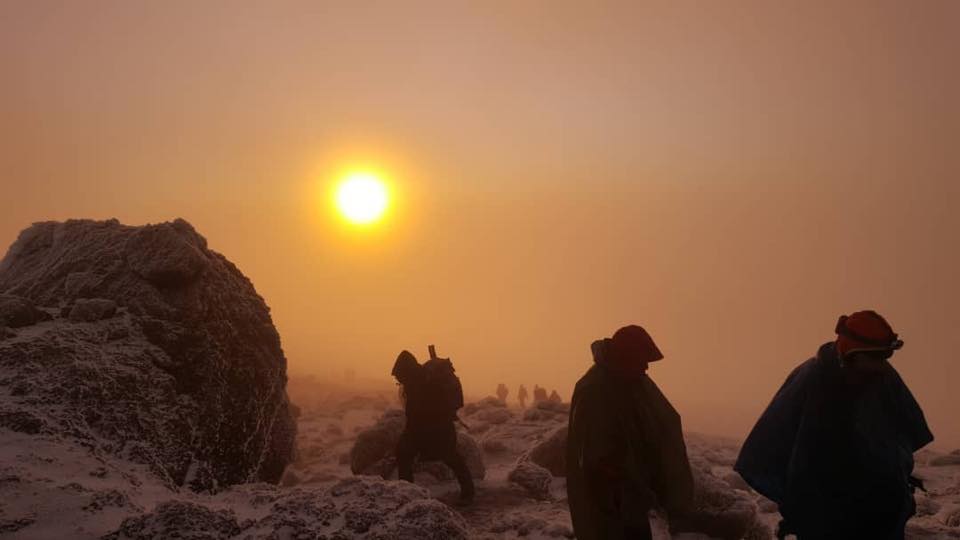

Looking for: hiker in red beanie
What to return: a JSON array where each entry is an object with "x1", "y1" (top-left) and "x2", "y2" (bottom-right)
[
  {"x1": 735, "y1": 311, "x2": 933, "y2": 540},
  {"x1": 566, "y1": 325, "x2": 693, "y2": 540}
]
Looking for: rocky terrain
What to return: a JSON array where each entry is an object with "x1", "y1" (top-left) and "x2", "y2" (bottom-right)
[{"x1": 2, "y1": 219, "x2": 959, "y2": 539}]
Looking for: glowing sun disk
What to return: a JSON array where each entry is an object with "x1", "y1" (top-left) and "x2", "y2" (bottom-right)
[{"x1": 335, "y1": 172, "x2": 389, "y2": 225}]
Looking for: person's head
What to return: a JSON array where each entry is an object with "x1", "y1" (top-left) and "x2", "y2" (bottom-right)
[
  {"x1": 608, "y1": 325, "x2": 664, "y2": 379},
  {"x1": 834, "y1": 310, "x2": 903, "y2": 377},
  {"x1": 391, "y1": 350, "x2": 420, "y2": 385}
]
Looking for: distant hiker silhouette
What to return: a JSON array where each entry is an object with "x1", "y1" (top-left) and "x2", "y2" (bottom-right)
[
  {"x1": 496, "y1": 383, "x2": 509, "y2": 403},
  {"x1": 566, "y1": 325, "x2": 693, "y2": 540},
  {"x1": 533, "y1": 385, "x2": 548, "y2": 404},
  {"x1": 518, "y1": 384, "x2": 529, "y2": 408},
  {"x1": 735, "y1": 311, "x2": 933, "y2": 540},
  {"x1": 392, "y1": 346, "x2": 475, "y2": 504}
]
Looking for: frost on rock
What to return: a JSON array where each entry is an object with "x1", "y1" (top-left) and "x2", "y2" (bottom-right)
[
  {"x1": 0, "y1": 218, "x2": 296, "y2": 491},
  {"x1": 105, "y1": 478, "x2": 470, "y2": 540},
  {"x1": 671, "y1": 465, "x2": 766, "y2": 540},
  {"x1": 527, "y1": 426, "x2": 568, "y2": 477},
  {"x1": 350, "y1": 410, "x2": 485, "y2": 480},
  {"x1": 102, "y1": 500, "x2": 244, "y2": 540},
  {"x1": 508, "y1": 460, "x2": 553, "y2": 500}
]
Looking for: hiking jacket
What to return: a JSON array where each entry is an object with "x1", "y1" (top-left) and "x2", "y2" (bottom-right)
[
  {"x1": 566, "y1": 339, "x2": 693, "y2": 540},
  {"x1": 735, "y1": 342, "x2": 933, "y2": 538}
]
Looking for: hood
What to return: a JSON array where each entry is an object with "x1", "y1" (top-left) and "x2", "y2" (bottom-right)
[{"x1": 591, "y1": 338, "x2": 611, "y2": 365}]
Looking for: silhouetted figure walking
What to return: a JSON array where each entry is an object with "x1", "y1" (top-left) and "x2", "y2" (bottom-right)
[
  {"x1": 496, "y1": 383, "x2": 509, "y2": 403},
  {"x1": 392, "y1": 347, "x2": 475, "y2": 504},
  {"x1": 735, "y1": 311, "x2": 933, "y2": 540},
  {"x1": 533, "y1": 385, "x2": 548, "y2": 404},
  {"x1": 518, "y1": 384, "x2": 529, "y2": 408},
  {"x1": 567, "y1": 325, "x2": 693, "y2": 540}
]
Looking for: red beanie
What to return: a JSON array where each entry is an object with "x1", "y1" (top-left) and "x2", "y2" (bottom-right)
[
  {"x1": 835, "y1": 310, "x2": 903, "y2": 357},
  {"x1": 611, "y1": 325, "x2": 664, "y2": 366}
]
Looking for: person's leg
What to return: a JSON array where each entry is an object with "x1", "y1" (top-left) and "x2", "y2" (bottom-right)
[
  {"x1": 442, "y1": 449, "x2": 475, "y2": 501},
  {"x1": 396, "y1": 431, "x2": 417, "y2": 483}
]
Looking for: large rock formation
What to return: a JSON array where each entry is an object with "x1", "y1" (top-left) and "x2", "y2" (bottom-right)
[{"x1": 0, "y1": 218, "x2": 296, "y2": 491}]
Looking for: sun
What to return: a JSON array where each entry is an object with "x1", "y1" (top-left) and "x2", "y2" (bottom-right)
[{"x1": 335, "y1": 172, "x2": 389, "y2": 225}]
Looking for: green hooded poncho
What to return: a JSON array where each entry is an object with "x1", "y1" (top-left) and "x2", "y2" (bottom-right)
[{"x1": 566, "y1": 339, "x2": 693, "y2": 540}]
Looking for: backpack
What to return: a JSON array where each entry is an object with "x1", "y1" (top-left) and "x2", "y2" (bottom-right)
[{"x1": 422, "y1": 357, "x2": 464, "y2": 421}]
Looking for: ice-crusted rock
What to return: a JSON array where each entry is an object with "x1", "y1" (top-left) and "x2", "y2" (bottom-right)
[
  {"x1": 105, "y1": 477, "x2": 471, "y2": 540},
  {"x1": 351, "y1": 409, "x2": 407, "y2": 476},
  {"x1": 0, "y1": 294, "x2": 51, "y2": 328},
  {"x1": 68, "y1": 297, "x2": 117, "y2": 322},
  {"x1": 671, "y1": 466, "x2": 764, "y2": 540},
  {"x1": 508, "y1": 460, "x2": 553, "y2": 500},
  {"x1": 102, "y1": 500, "x2": 243, "y2": 540},
  {"x1": 0, "y1": 218, "x2": 296, "y2": 490},
  {"x1": 946, "y1": 506, "x2": 960, "y2": 527},
  {"x1": 523, "y1": 399, "x2": 568, "y2": 422},
  {"x1": 913, "y1": 492, "x2": 941, "y2": 517},
  {"x1": 527, "y1": 426, "x2": 568, "y2": 477},
  {"x1": 462, "y1": 396, "x2": 506, "y2": 416},
  {"x1": 350, "y1": 410, "x2": 485, "y2": 479},
  {"x1": 930, "y1": 450, "x2": 960, "y2": 467}
]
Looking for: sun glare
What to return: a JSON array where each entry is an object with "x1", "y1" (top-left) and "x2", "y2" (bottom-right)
[{"x1": 335, "y1": 172, "x2": 389, "y2": 225}]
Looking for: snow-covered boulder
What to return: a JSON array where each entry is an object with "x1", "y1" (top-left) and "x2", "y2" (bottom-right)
[
  {"x1": 350, "y1": 410, "x2": 485, "y2": 480},
  {"x1": 522, "y1": 399, "x2": 568, "y2": 422},
  {"x1": 527, "y1": 426, "x2": 568, "y2": 477},
  {"x1": 67, "y1": 297, "x2": 117, "y2": 322},
  {"x1": 0, "y1": 218, "x2": 296, "y2": 491},
  {"x1": 102, "y1": 500, "x2": 244, "y2": 540},
  {"x1": 671, "y1": 466, "x2": 767, "y2": 540},
  {"x1": 462, "y1": 396, "x2": 506, "y2": 414},
  {"x1": 104, "y1": 477, "x2": 470, "y2": 540},
  {"x1": 930, "y1": 450, "x2": 960, "y2": 467},
  {"x1": 508, "y1": 460, "x2": 553, "y2": 500},
  {"x1": 0, "y1": 294, "x2": 51, "y2": 328}
]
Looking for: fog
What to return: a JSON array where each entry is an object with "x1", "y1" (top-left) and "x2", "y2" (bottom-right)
[{"x1": 2, "y1": 1, "x2": 958, "y2": 446}]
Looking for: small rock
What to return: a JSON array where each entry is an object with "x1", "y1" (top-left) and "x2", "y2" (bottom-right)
[
  {"x1": 508, "y1": 460, "x2": 553, "y2": 500},
  {"x1": 757, "y1": 497, "x2": 779, "y2": 514},
  {"x1": 915, "y1": 493, "x2": 941, "y2": 517},
  {"x1": 68, "y1": 298, "x2": 117, "y2": 322},
  {"x1": 944, "y1": 506, "x2": 960, "y2": 527},
  {"x1": 721, "y1": 470, "x2": 752, "y2": 491},
  {"x1": 528, "y1": 426, "x2": 568, "y2": 477},
  {"x1": 0, "y1": 294, "x2": 51, "y2": 328},
  {"x1": 280, "y1": 469, "x2": 301, "y2": 487},
  {"x1": 930, "y1": 451, "x2": 960, "y2": 467},
  {"x1": 482, "y1": 438, "x2": 509, "y2": 454}
]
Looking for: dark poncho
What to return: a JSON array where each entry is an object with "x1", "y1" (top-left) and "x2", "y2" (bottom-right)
[
  {"x1": 735, "y1": 342, "x2": 933, "y2": 538},
  {"x1": 566, "y1": 339, "x2": 693, "y2": 540}
]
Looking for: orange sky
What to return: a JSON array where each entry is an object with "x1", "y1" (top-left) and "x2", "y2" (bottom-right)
[{"x1": 2, "y1": 1, "x2": 958, "y2": 447}]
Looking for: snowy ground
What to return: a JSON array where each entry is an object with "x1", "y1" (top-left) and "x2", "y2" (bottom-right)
[
  {"x1": 281, "y1": 385, "x2": 960, "y2": 539},
  {"x1": 3, "y1": 383, "x2": 960, "y2": 539}
]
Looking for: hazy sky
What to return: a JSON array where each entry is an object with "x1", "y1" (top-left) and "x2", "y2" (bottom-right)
[{"x1": 2, "y1": 1, "x2": 958, "y2": 446}]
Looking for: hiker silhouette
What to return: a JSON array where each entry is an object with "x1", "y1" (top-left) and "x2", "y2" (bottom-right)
[
  {"x1": 566, "y1": 325, "x2": 693, "y2": 540},
  {"x1": 496, "y1": 383, "x2": 509, "y2": 403},
  {"x1": 533, "y1": 385, "x2": 548, "y2": 404},
  {"x1": 392, "y1": 347, "x2": 475, "y2": 504},
  {"x1": 735, "y1": 310, "x2": 933, "y2": 539},
  {"x1": 517, "y1": 384, "x2": 528, "y2": 408}
]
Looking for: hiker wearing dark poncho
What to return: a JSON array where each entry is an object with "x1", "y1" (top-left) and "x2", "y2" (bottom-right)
[
  {"x1": 566, "y1": 325, "x2": 694, "y2": 540},
  {"x1": 735, "y1": 310, "x2": 933, "y2": 540},
  {"x1": 392, "y1": 348, "x2": 475, "y2": 504}
]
